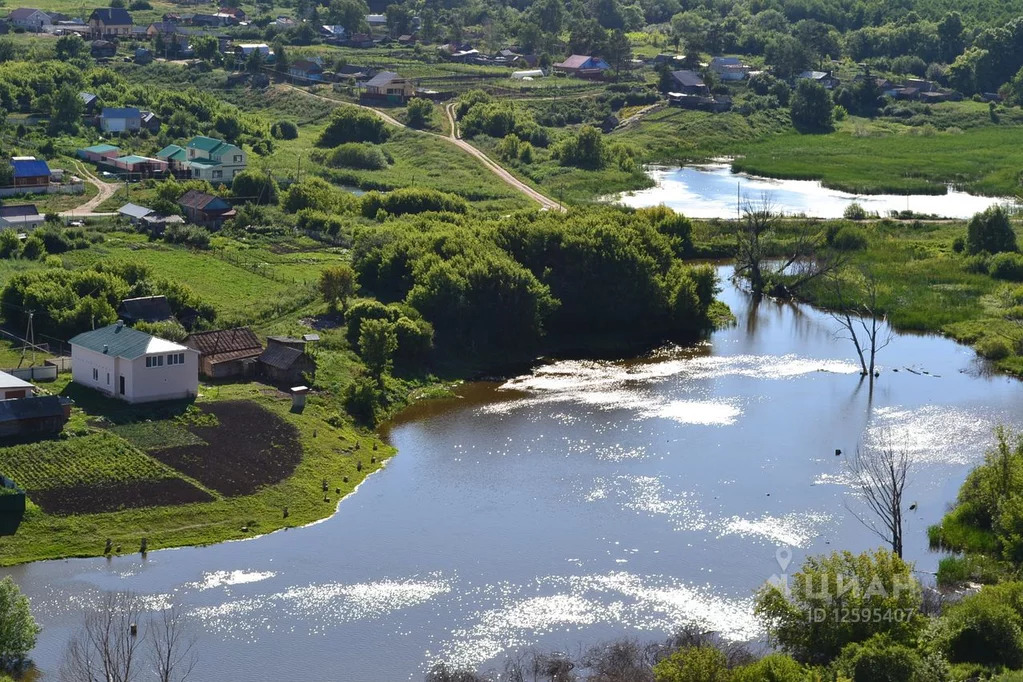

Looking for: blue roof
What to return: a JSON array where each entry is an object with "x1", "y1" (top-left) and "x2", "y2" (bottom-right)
[
  {"x1": 101, "y1": 107, "x2": 140, "y2": 119},
  {"x1": 10, "y1": 159, "x2": 50, "y2": 178}
]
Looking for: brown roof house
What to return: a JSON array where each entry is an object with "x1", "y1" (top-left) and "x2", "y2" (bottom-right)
[
  {"x1": 177, "y1": 189, "x2": 235, "y2": 229},
  {"x1": 258, "y1": 337, "x2": 315, "y2": 385},
  {"x1": 0, "y1": 395, "x2": 70, "y2": 440},
  {"x1": 184, "y1": 327, "x2": 263, "y2": 379}
]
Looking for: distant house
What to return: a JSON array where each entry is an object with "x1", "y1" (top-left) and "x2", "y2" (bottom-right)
[
  {"x1": 181, "y1": 135, "x2": 246, "y2": 183},
  {"x1": 235, "y1": 43, "x2": 271, "y2": 58},
  {"x1": 7, "y1": 8, "x2": 51, "y2": 31},
  {"x1": 397, "y1": 34, "x2": 415, "y2": 45},
  {"x1": 797, "y1": 70, "x2": 839, "y2": 89},
  {"x1": 709, "y1": 56, "x2": 749, "y2": 81},
  {"x1": 0, "y1": 395, "x2": 69, "y2": 439},
  {"x1": 118, "y1": 295, "x2": 172, "y2": 323},
  {"x1": 652, "y1": 53, "x2": 684, "y2": 66},
  {"x1": 139, "y1": 213, "x2": 184, "y2": 235},
  {"x1": 10, "y1": 159, "x2": 50, "y2": 189},
  {"x1": 78, "y1": 143, "x2": 120, "y2": 163},
  {"x1": 100, "y1": 107, "x2": 142, "y2": 133},
  {"x1": 320, "y1": 24, "x2": 346, "y2": 40},
  {"x1": 108, "y1": 152, "x2": 166, "y2": 177},
  {"x1": 554, "y1": 54, "x2": 610, "y2": 77},
  {"x1": 156, "y1": 143, "x2": 186, "y2": 168},
  {"x1": 670, "y1": 70, "x2": 710, "y2": 96},
  {"x1": 88, "y1": 7, "x2": 132, "y2": 38},
  {"x1": 117, "y1": 202, "x2": 154, "y2": 225},
  {"x1": 70, "y1": 321, "x2": 198, "y2": 403},
  {"x1": 90, "y1": 39, "x2": 116, "y2": 59},
  {"x1": 184, "y1": 327, "x2": 263, "y2": 378},
  {"x1": 146, "y1": 20, "x2": 178, "y2": 36},
  {"x1": 361, "y1": 71, "x2": 414, "y2": 104},
  {"x1": 334, "y1": 64, "x2": 375, "y2": 81},
  {"x1": 140, "y1": 110, "x2": 161, "y2": 132},
  {"x1": 0, "y1": 204, "x2": 44, "y2": 230},
  {"x1": 177, "y1": 189, "x2": 234, "y2": 228},
  {"x1": 79, "y1": 92, "x2": 100, "y2": 114},
  {"x1": 218, "y1": 6, "x2": 244, "y2": 21},
  {"x1": 366, "y1": 13, "x2": 387, "y2": 27},
  {"x1": 0, "y1": 371, "x2": 34, "y2": 400},
  {"x1": 258, "y1": 337, "x2": 315, "y2": 385},
  {"x1": 289, "y1": 59, "x2": 323, "y2": 82}
]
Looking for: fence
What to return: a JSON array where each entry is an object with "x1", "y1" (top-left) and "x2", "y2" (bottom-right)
[{"x1": 2, "y1": 365, "x2": 57, "y2": 381}]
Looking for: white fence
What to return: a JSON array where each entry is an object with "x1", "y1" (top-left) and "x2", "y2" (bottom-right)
[
  {"x1": 0, "y1": 182, "x2": 85, "y2": 198},
  {"x1": 2, "y1": 365, "x2": 58, "y2": 381}
]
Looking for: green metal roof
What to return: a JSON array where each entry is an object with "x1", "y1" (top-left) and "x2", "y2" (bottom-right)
[
  {"x1": 83, "y1": 144, "x2": 119, "y2": 153},
  {"x1": 70, "y1": 323, "x2": 153, "y2": 360},
  {"x1": 156, "y1": 144, "x2": 185, "y2": 161},
  {"x1": 115, "y1": 155, "x2": 151, "y2": 165},
  {"x1": 186, "y1": 135, "x2": 224, "y2": 152}
]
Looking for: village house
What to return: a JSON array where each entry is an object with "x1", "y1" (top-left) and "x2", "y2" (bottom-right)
[
  {"x1": 70, "y1": 321, "x2": 198, "y2": 403},
  {"x1": 361, "y1": 71, "x2": 415, "y2": 104},
  {"x1": 797, "y1": 70, "x2": 840, "y2": 89},
  {"x1": 0, "y1": 395, "x2": 70, "y2": 440},
  {"x1": 235, "y1": 43, "x2": 271, "y2": 58},
  {"x1": 289, "y1": 59, "x2": 324, "y2": 82},
  {"x1": 670, "y1": 70, "x2": 710, "y2": 96},
  {"x1": 184, "y1": 327, "x2": 263, "y2": 379},
  {"x1": 109, "y1": 155, "x2": 168, "y2": 178},
  {"x1": 180, "y1": 135, "x2": 247, "y2": 182},
  {"x1": 78, "y1": 143, "x2": 120, "y2": 164},
  {"x1": 140, "y1": 213, "x2": 184, "y2": 235},
  {"x1": 7, "y1": 8, "x2": 51, "y2": 31},
  {"x1": 100, "y1": 107, "x2": 141, "y2": 133},
  {"x1": 709, "y1": 56, "x2": 749, "y2": 81},
  {"x1": 177, "y1": 189, "x2": 234, "y2": 228},
  {"x1": 334, "y1": 64, "x2": 375, "y2": 82},
  {"x1": 117, "y1": 202, "x2": 154, "y2": 225},
  {"x1": 79, "y1": 92, "x2": 100, "y2": 114},
  {"x1": 554, "y1": 55, "x2": 610, "y2": 77},
  {"x1": 9, "y1": 158, "x2": 50, "y2": 189},
  {"x1": 258, "y1": 337, "x2": 315, "y2": 385},
  {"x1": 146, "y1": 20, "x2": 177, "y2": 36},
  {"x1": 141, "y1": 111, "x2": 161, "y2": 132},
  {"x1": 117, "y1": 295, "x2": 173, "y2": 324},
  {"x1": 88, "y1": 7, "x2": 132, "y2": 38},
  {"x1": 90, "y1": 39, "x2": 116, "y2": 59},
  {"x1": 0, "y1": 204, "x2": 44, "y2": 230},
  {"x1": 0, "y1": 371, "x2": 34, "y2": 400},
  {"x1": 320, "y1": 24, "x2": 346, "y2": 41}
]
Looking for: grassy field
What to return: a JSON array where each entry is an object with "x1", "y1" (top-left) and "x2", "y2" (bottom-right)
[{"x1": 0, "y1": 382, "x2": 393, "y2": 566}]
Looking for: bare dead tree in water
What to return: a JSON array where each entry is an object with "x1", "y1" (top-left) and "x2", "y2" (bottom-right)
[
  {"x1": 734, "y1": 194, "x2": 844, "y2": 297},
  {"x1": 829, "y1": 269, "x2": 893, "y2": 382},
  {"x1": 845, "y1": 432, "x2": 911, "y2": 558},
  {"x1": 59, "y1": 593, "x2": 196, "y2": 682}
]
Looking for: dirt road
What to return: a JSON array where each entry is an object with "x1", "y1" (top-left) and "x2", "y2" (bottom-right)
[{"x1": 60, "y1": 162, "x2": 118, "y2": 218}]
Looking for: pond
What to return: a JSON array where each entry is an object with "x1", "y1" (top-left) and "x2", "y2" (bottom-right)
[
  {"x1": 614, "y1": 163, "x2": 1014, "y2": 219},
  {"x1": 6, "y1": 266, "x2": 1023, "y2": 680}
]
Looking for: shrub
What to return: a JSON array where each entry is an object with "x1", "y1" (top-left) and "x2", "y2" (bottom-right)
[
  {"x1": 731, "y1": 653, "x2": 806, "y2": 681},
  {"x1": 326, "y1": 143, "x2": 389, "y2": 170},
  {"x1": 21, "y1": 235, "x2": 45, "y2": 260},
  {"x1": 844, "y1": 203, "x2": 868, "y2": 220},
  {"x1": 360, "y1": 188, "x2": 468, "y2": 217},
  {"x1": 392, "y1": 315, "x2": 433, "y2": 373},
  {"x1": 961, "y1": 254, "x2": 989, "y2": 274},
  {"x1": 952, "y1": 236, "x2": 965, "y2": 253},
  {"x1": 833, "y1": 634, "x2": 923, "y2": 682},
  {"x1": 652, "y1": 645, "x2": 731, "y2": 682},
  {"x1": 976, "y1": 335, "x2": 1012, "y2": 360},
  {"x1": 931, "y1": 585, "x2": 1023, "y2": 668},
  {"x1": 282, "y1": 177, "x2": 358, "y2": 213},
  {"x1": 232, "y1": 170, "x2": 280, "y2": 205},
  {"x1": 966, "y1": 205, "x2": 1016, "y2": 255},
  {"x1": 343, "y1": 376, "x2": 383, "y2": 425},
  {"x1": 554, "y1": 125, "x2": 606, "y2": 169},
  {"x1": 134, "y1": 319, "x2": 188, "y2": 342},
  {"x1": 345, "y1": 299, "x2": 396, "y2": 345},
  {"x1": 831, "y1": 226, "x2": 869, "y2": 251},
  {"x1": 0, "y1": 229, "x2": 21, "y2": 259},
  {"x1": 270, "y1": 120, "x2": 298, "y2": 139},
  {"x1": 405, "y1": 98, "x2": 433, "y2": 128},
  {"x1": 317, "y1": 105, "x2": 390, "y2": 146},
  {"x1": 163, "y1": 224, "x2": 211, "y2": 249},
  {"x1": 989, "y1": 252, "x2": 1023, "y2": 281}
]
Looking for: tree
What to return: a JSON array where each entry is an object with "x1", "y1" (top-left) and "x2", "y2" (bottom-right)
[
  {"x1": 49, "y1": 84, "x2": 83, "y2": 134},
  {"x1": 55, "y1": 33, "x2": 86, "y2": 60},
  {"x1": 317, "y1": 105, "x2": 390, "y2": 146},
  {"x1": 966, "y1": 205, "x2": 1016, "y2": 255},
  {"x1": 148, "y1": 606, "x2": 197, "y2": 682},
  {"x1": 231, "y1": 170, "x2": 279, "y2": 205},
  {"x1": 328, "y1": 0, "x2": 368, "y2": 33},
  {"x1": 765, "y1": 35, "x2": 810, "y2": 80},
  {"x1": 405, "y1": 98, "x2": 433, "y2": 129},
  {"x1": 0, "y1": 576, "x2": 40, "y2": 668},
  {"x1": 319, "y1": 263, "x2": 357, "y2": 312},
  {"x1": 192, "y1": 35, "x2": 219, "y2": 62},
  {"x1": 937, "y1": 11, "x2": 965, "y2": 63},
  {"x1": 272, "y1": 40, "x2": 288, "y2": 73},
  {"x1": 670, "y1": 11, "x2": 707, "y2": 60},
  {"x1": 359, "y1": 317, "x2": 397, "y2": 383},
  {"x1": 385, "y1": 3, "x2": 412, "y2": 37},
  {"x1": 790, "y1": 79, "x2": 833, "y2": 132},
  {"x1": 846, "y1": 432, "x2": 911, "y2": 558},
  {"x1": 652, "y1": 646, "x2": 730, "y2": 682},
  {"x1": 0, "y1": 39, "x2": 15, "y2": 64},
  {"x1": 755, "y1": 550, "x2": 924, "y2": 665},
  {"x1": 605, "y1": 29, "x2": 632, "y2": 80},
  {"x1": 828, "y1": 269, "x2": 892, "y2": 381}
]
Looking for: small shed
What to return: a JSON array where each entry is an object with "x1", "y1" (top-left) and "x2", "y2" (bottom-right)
[
  {"x1": 511, "y1": 69, "x2": 543, "y2": 80},
  {"x1": 0, "y1": 395, "x2": 69, "y2": 439},
  {"x1": 258, "y1": 340, "x2": 315, "y2": 385},
  {"x1": 117, "y1": 295, "x2": 172, "y2": 324},
  {"x1": 79, "y1": 144, "x2": 120, "y2": 163},
  {"x1": 0, "y1": 371, "x2": 34, "y2": 400},
  {"x1": 184, "y1": 327, "x2": 263, "y2": 378},
  {"x1": 117, "y1": 202, "x2": 154, "y2": 225}
]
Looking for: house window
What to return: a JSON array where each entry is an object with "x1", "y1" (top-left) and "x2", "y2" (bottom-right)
[
  {"x1": 92, "y1": 368, "x2": 98, "y2": 380},
  {"x1": 146, "y1": 356, "x2": 152, "y2": 367},
  {"x1": 167, "y1": 353, "x2": 185, "y2": 365},
  {"x1": 212, "y1": 170, "x2": 222, "y2": 179},
  {"x1": 233, "y1": 155, "x2": 242, "y2": 162},
  {"x1": 107, "y1": 373, "x2": 110, "y2": 385},
  {"x1": 157, "y1": 355, "x2": 164, "y2": 367}
]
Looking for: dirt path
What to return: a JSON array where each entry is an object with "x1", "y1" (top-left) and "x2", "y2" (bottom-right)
[
  {"x1": 60, "y1": 162, "x2": 119, "y2": 218},
  {"x1": 286, "y1": 85, "x2": 564, "y2": 212}
]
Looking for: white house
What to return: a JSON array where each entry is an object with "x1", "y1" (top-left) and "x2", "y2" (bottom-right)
[
  {"x1": 8, "y1": 8, "x2": 51, "y2": 31},
  {"x1": 70, "y1": 322, "x2": 198, "y2": 403},
  {"x1": 182, "y1": 135, "x2": 247, "y2": 183}
]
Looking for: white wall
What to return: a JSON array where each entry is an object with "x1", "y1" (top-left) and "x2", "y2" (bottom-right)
[
  {"x1": 71, "y1": 345, "x2": 199, "y2": 403},
  {"x1": 71, "y1": 345, "x2": 118, "y2": 398}
]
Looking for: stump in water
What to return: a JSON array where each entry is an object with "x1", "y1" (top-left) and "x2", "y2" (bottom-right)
[
  {"x1": 104, "y1": 538, "x2": 112, "y2": 554},
  {"x1": 140, "y1": 538, "x2": 148, "y2": 554}
]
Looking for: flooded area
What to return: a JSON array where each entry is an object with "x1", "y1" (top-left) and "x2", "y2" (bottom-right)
[
  {"x1": 615, "y1": 163, "x2": 1014, "y2": 218},
  {"x1": 6, "y1": 266, "x2": 1023, "y2": 680}
]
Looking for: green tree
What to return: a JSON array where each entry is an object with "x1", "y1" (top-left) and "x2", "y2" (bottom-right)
[
  {"x1": 317, "y1": 105, "x2": 390, "y2": 146},
  {"x1": 272, "y1": 39, "x2": 288, "y2": 73},
  {"x1": 605, "y1": 29, "x2": 632, "y2": 80},
  {"x1": 731, "y1": 653, "x2": 807, "y2": 682},
  {"x1": 359, "y1": 317, "x2": 397, "y2": 382},
  {"x1": 966, "y1": 205, "x2": 1016, "y2": 255},
  {"x1": 765, "y1": 34, "x2": 810, "y2": 80},
  {"x1": 319, "y1": 263, "x2": 357, "y2": 312},
  {"x1": 0, "y1": 39, "x2": 14, "y2": 64},
  {"x1": 405, "y1": 98, "x2": 433, "y2": 129},
  {"x1": 833, "y1": 634, "x2": 924, "y2": 682},
  {"x1": 231, "y1": 170, "x2": 279, "y2": 205},
  {"x1": 55, "y1": 34, "x2": 86, "y2": 60},
  {"x1": 192, "y1": 35, "x2": 219, "y2": 61},
  {"x1": 755, "y1": 549, "x2": 924, "y2": 664},
  {"x1": 670, "y1": 11, "x2": 708, "y2": 59},
  {"x1": 385, "y1": 3, "x2": 412, "y2": 36},
  {"x1": 652, "y1": 645, "x2": 731, "y2": 682},
  {"x1": 21, "y1": 235, "x2": 44, "y2": 260},
  {"x1": 789, "y1": 79, "x2": 833, "y2": 132},
  {"x1": 48, "y1": 84, "x2": 83, "y2": 134},
  {"x1": 932, "y1": 582, "x2": 1023, "y2": 668},
  {"x1": 0, "y1": 230, "x2": 20, "y2": 259},
  {"x1": 328, "y1": 0, "x2": 369, "y2": 33},
  {"x1": 0, "y1": 576, "x2": 41, "y2": 668}
]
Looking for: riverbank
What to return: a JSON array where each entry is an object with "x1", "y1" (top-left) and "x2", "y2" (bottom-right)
[{"x1": 0, "y1": 380, "x2": 394, "y2": 567}]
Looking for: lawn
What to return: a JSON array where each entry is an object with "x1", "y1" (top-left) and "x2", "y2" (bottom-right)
[{"x1": 0, "y1": 383, "x2": 393, "y2": 566}]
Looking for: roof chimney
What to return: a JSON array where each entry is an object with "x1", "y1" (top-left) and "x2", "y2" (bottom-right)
[
  {"x1": 103, "y1": 344, "x2": 109, "y2": 354},
  {"x1": 116, "y1": 320, "x2": 124, "y2": 330}
]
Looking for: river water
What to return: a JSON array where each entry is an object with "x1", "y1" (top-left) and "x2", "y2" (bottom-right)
[
  {"x1": 6, "y1": 266, "x2": 1023, "y2": 680},
  {"x1": 615, "y1": 164, "x2": 1013, "y2": 219}
]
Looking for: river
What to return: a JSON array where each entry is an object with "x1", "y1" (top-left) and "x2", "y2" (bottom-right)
[
  {"x1": 5, "y1": 266, "x2": 1023, "y2": 680},
  {"x1": 614, "y1": 164, "x2": 1014, "y2": 219}
]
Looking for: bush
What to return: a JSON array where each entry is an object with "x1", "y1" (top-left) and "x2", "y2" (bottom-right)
[
  {"x1": 961, "y1": 254, "x2": 989, "y2": 274},
  {"x1": 163, "y1": 224, "x2": 211, "y2": 249},
  {"x1": 833, "y1": 634, "x2": 923, "y2": 682},
  {"x1": 731, "y1": 653, "x2": 806, "y2": 681},
  {"x1": 21, "y1": 235, "x2": 45, "y2": 260},
  {"x1": 406, "y1": 98, "x2": 433, "y2": 129},
  {"x1": 343, "y1": 376, "x2": 383, "y2": 425},
  {"x1": 317, "y1": 105, "x2": 390, "y2": 146},
  {"x1": 966, "y1": 205, "x2": 1016, "y2": 255},
  {"x1": 831, "y1": 226, "x2": 869, "y2": 251},
  {"x1": 989, "y1": 252, "x2": 1023, "y2": 281},
  {"x1": 325, "y1": 143, "x2": 389, "y2": 170},
  {"x1": 270, "y1": 120, "x2": 298, "y2": 139},
  {"x1": 232, "y1": 170, "x2": 280, "y2": 205},
  {"x1": 652, "y1": 645, "x2": 731, "y2": 682},
  {"x1": 976, "y1": 335, "x2": 1012, "y2": 360},
  {"x1": 360, "y1": 188, "x2": 468, "y2": 217},
  {"x1": 282, "y1": 177, "x2": 358, "y2": 213},
  {"x1": 344, "y1": 299, "x2": 396, "y2": 345},
  {"x1": 844, "y1": 203, "x2": 868, "y2": 220},
  {"x1": 0, "y1": 229, "x2": 21, "y2": 259},
  {"x1": 932, "y1": 584, "x2": 1023, "y2": 668},
  {"x1": 952, "y1": 236, "x2": 965, "y2": 253}
]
